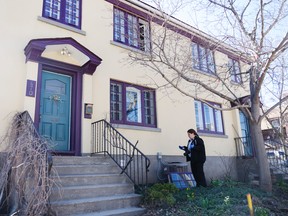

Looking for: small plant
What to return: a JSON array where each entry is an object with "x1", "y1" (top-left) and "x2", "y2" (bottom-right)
[
  {"x1": 223, "y1": 196, "x2": 230, "y2": 205},
  {"x1": 275, "y1": 180, "x2": 288, "y2": 193},
  {"x1": 254, "y1": 207, "x2": 270, "y2": 216},
  {"x1": 142, "y1": 183, "x2": 179, "y2": 207},
  {"x1": 200, "y1": 197, "x2": 210, "y2": 208}
]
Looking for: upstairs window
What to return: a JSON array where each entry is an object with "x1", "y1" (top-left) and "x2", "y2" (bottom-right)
[
  {"x1": 110, "y1": 80, "x2": 157, "y2": 128},
  {"x1": 228, "y1": 58, "x2": 242, "y2": 83},
  {"x1": 43, "y1": 0, "x2": 81, "y2": 29},
  {"x1": 192, "y1": 43, "x2": 216, "y2": 74},
  {"x1": 194, "y1": 100, "x2": 224, "y2": 134},
  {"x1": 113, "y1": 8, "x2": 150, "y2": 52}
]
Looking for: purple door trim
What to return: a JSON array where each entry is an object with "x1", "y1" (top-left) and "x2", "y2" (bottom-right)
[{"x1": 24, "y1": 38, "x2": 102, "y2": 156}]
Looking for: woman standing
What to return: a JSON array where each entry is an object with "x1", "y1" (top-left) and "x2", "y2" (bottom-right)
[{"x1": 179, "y1": 129, "x2": 207, "y2": 187}]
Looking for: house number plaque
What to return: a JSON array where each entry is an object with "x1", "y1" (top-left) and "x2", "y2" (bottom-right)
[{"x1": 26, "y1": 79, "x2": 36, "y2": 97}]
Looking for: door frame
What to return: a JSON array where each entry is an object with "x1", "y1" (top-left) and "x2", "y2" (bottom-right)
[
  {"x1": 24, "y1": 37, "x2": 103, "y2": 156},
  {"x1": 35, "y1": 60, "x2": 83, "y2": 156}
]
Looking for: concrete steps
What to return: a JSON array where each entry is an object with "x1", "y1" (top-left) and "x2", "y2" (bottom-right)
[{"x1": 50, "y1": 156, "x2": 145, "y2": 216}]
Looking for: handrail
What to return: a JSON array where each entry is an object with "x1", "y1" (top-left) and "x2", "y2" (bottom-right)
[
  {"x1": 234, "y1": 136, "x2": 254, "y2": 158},
  {"x1": 91, "y1": 119, "x2": 150, "y2": 188},
  {"x1": 235, "y1": 135, "x2": 288, "y2": 175},
  {"x1": 264, "y1": 139, "x2": 288, "y2": 175}
]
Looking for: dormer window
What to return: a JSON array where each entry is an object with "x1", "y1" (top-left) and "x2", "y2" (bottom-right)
[{"x1": 43, "y1": 0, "x2": 81, "y2": 29}]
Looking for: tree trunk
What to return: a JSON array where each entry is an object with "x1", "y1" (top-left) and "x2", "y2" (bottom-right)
[{"x1": 250, "y1": 100, "x2": 272, "y2": 192}]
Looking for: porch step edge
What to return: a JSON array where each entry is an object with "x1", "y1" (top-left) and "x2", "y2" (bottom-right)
[{"x1": 70, "y1": 207, "x2": 146, "y2": 216}]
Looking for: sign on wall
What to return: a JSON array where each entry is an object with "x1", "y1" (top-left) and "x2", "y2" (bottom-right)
[{"x1": 26, "y1": 80, "x2": 36, "y2": 97}]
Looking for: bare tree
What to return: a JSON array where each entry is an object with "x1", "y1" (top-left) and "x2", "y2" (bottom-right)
[
  {"x1": 126, "y1": 0, "x2": 288, "y2": 191},
  {"x1": 262, "y1": 56, "x2": 288, "y2": 155}
]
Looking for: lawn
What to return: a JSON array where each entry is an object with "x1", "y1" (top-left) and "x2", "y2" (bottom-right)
[{"x1": 140, "y1": 179, "x2": 288, "y2": 216}]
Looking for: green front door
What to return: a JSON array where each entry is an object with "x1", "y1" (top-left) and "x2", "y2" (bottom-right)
[{"x1": 39, "y1": 71, "x2": 71, "y2": 151}]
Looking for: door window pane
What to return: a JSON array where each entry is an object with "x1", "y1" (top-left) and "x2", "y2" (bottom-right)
[{"x1": 45, "y1": 79, "x2": 66, "y2": 94}]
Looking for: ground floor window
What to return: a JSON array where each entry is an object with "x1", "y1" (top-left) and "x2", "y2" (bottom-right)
[
  {"x1": 194, "y1": 100, "x2": 224, "y2": 134},
  {"x1": 110, "y1": 80, "x2": 157, "y2": 127}
]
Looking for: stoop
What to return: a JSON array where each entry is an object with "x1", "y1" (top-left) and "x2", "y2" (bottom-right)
[{"x1": 49, "y1": 155, "x2": 145, "y2": 216}]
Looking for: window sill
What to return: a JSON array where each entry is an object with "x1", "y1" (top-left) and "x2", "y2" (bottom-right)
[
  {"x1": 111, "y1": 123, "x2": 161, "y2": 132},
  {"x1": 110, "y1": 41, "x2": 149, "y2": 55},
  {"x1": 192, "y1": 67, "x2": 217, "y2": 77},
  {"x1": 198, "y1": 132, "x2": 228, "y2": 138},
  {"x1": 230, "y1": 81, "x2": 243, "y2": 85},
  {"x1": 37, "y1": 16, "x2": 86, "y2": 35}
]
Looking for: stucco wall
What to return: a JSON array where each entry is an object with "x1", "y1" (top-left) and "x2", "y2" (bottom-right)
[{"x1": 0, "y1": 0, "x2": 248, "y2": 162}]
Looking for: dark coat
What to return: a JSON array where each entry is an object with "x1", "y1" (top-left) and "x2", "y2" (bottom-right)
[{"x1": 185, "y1": 136, "x2": 206, "y2": 164}]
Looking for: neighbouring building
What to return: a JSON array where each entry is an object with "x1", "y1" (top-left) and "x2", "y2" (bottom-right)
[{"x1": 0, "y1": 0, "x2": 252, "y2": 184}]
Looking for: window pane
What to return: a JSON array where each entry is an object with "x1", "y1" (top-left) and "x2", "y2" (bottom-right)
[
  {"x1": 144, "y1": 91, "x2": 155, "y2": 125},
  {"x1": 207, "y1": 50, "x2": 215, "y2": 74},
  {"x1": 203, "y1": 104, "x2": 215, "y2": 132},
  {"x1": 128, "y1": 14, "x2": 138, "y2": 47},
  {"x1": 114, "y1": 8, "x2": 126, "y2": 43},
  {"x1": 234, "y1": 61, "x2": 241, "y2": 83},
  {"x1": 126, "y1": 87, "x2": 141, "y2": 123},
  {"x1": 229, "y1": 58, "x2": 241, "y2": 83},
  {"x1": 139, "y1": 19, "x2": 150, "y2": 51},
  {"x1": 44, "y1": 0, "x2": 60, "y2": 20},
  {"x1": 65, "y1": 0, "x2": 80, "y2": 26},
  {"x1": 199, "y1": 46, "x2": 206, "y2": 72},
  {"x1": 45, "y1": 79, "x2": 66, "y2": 94},
  {"x1": 215, "y1": 109, "x2": 223, "y2": 133},
  {"x1": 192, "y1": 43, "x2": 200, "y2": 70},
  {"x1": 110, "y1": 83, "x2": 122, "y2": 121},
  {"x1": 194, "y1": 101, "x2": 204, "y2": 130}
]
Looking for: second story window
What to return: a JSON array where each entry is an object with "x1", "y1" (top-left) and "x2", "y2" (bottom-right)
[
  {"x1": 194, "y1": 100, "x2": 224, "y2": 134},
  {"x1": 43, "y1": 0, "x2": 81, "y2": 29},
  {"x1": 192, "y1": 43, "x2": 216, "y2": 74},
  {"x1": 114, "y1": 8, "x2": 150, "y2": 52},
  {"x1": 228, "y1": 58, "x2": 242, "y2": 83}
]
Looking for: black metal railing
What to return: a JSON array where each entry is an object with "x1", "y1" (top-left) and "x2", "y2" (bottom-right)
[
  {"x1": 235, "y1": 135, "x2": 288, "y2": 175},
  {"x1": 265, "y1": 139, "x2": 288, "y2": 175},
  {"x1": 91, "y1": 119, "x2": 150, "y2": 187},
  {"x1": 235, "y1": 136, "x2": 254, "y2": 158}
]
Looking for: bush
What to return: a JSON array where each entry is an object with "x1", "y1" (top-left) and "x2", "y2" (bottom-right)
[{"x1": 142, "y1": 183, "x2": 179, "y2": 207}]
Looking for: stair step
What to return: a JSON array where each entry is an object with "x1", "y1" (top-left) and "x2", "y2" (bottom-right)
[
  {"x1": 52, "y1": 173, "x2": 128, "y2": 186},
  {"x1": 51, "y1": 194, "x2": 142, "y2": 216},
  {"x1": 51, "y1": 183, "x2": 134, "y2": 200},
  {"x1": 52, "y1": 156, "x2": 110, "y2": 165},
  {"x1": 49, "y1": 155, "x2": 145, "y2": 215},
  {"x1": 52, "y1": 164, "x2": 120, "y2": 175},
  {"x1": 70, "y1": 207, "x2": 146, "y2": 216}
]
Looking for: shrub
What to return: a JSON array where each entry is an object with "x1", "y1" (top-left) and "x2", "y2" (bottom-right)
[{"x1": 142, "y1": 183, "x2": 179, "y2": 207}]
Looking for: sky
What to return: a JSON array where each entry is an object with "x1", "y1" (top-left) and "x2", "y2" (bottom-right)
[{"x1": 140, "y1": 0, "x2": 288, "y2": 107}]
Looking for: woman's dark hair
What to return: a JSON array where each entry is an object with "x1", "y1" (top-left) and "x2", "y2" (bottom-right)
[{"x1": 187, "y1": 129, "x2": 198, "y2": 136}]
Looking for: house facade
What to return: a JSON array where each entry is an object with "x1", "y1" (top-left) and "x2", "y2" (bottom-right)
[{"x1": 0, "y1": 0, "x2": 251, "y2": 183}]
